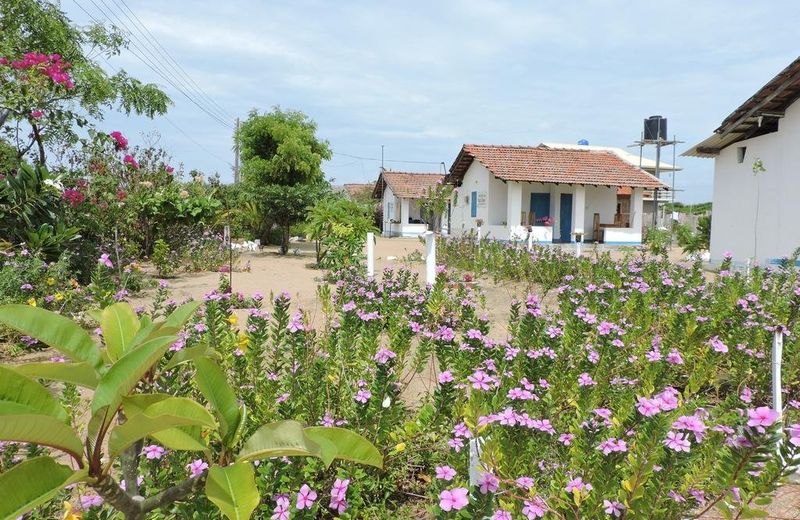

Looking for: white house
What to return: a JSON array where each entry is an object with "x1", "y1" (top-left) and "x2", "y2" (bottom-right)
[
  {"x1": 373, "y1": 169, "x2": 444, "y2": 237},
  {"x1": 684, "y1": 56, "x2": 800, "y2": 265},
  {"x1": 446, "y1": 144, "x2": 668, "y2": 244}
]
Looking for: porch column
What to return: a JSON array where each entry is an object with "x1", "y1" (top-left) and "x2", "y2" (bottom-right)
[
  {"x1": 400, "y1": 197, "x2": 410, "y2": 224},
  {"x1": 573, "y1": 185, "x2": 586, "y2": 241},
  {"x1": 631, "y1": 188, "x2": 644, "y2": 231},
  {"x1": 507, "y1": 182, "x2": 522, "y2": 227}
]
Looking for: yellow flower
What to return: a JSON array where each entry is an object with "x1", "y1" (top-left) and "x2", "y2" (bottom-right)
[
  {"x1": 54, "y1": 292, "x2": 64, "y2": 302},
  {"x1": 237, "y1": 332, "x2": 249, "y2": 352},
  {"x1": 63, "y1": 501, "x2": 82, "y2": 520},
  {"x1": 46, "y1": 277, "x2": 55, "y2": 286},
  {"x1": 228, "y1": 314, "x2": 238, "y2": 327},
  {"x1": 27, "y1": 297, "x2": 36, "y2": 307},
  {"x1": 392, "y1": 442, "x2": 406, "y2": 453}
]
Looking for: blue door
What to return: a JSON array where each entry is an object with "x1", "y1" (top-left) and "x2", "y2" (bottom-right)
[
  {"x1": 530, "y1": 193, "x2": 550, "y2": 225},
  {"x1": 559, "y1": 193, "x2": 573, "y2": 243},
  {"x1": 470, "y1": 191, "x2": 477, "y2": 218}
]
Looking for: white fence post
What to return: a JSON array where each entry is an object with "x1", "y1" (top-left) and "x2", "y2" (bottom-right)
[
  {"x1": 527, "y1": 230, "x2": 534, "y2": 252},
  {"x1": 424, "y1": 231, "x2": 436, "y2": 285},
  {"x1": 476, "y1": 226, "x2": 482, "y2": 249},
  {"x1": 366, "y1": 232, "x2": 375, "y2": 278},
  {"x1": 575, "y1": 237, "x2": 582, "y2": 258},
  {"x1": 468, "y1": 437, "x2": 483, "y2": 487},
  {"x1": 773, "y1": 330, "x2": 784, "y2": 418}
]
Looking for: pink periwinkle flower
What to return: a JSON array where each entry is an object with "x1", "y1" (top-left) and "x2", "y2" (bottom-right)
[
  {"x1": 522, "y1": 496, "x2": 547, "y2": 518},
  {"x1": 478, "y1": 472, "x2": 499, "y2": 494},
  {"x1": 142, "y1": 444, "x2": 165, "y2": 459},
  {"x1": 296, "y1": 484, "x2": 317, "y2": 510},
  {"x1": 603, "y1": 499, "x2": 624, "y2": 517},
  {"x1": 435, "y1": 465, "x2": 456, "y2": 481},
  {"x1": 663, "y1": 431, "x2": 691, "y2": 452},
  {"x1": 186, "y1": 459, "x2": 208, "y2": 477},
  {"x1": 565, "y1": 477, "x2": 592, "y2": 494},
  {"x1": 747, "y1": 407, "x2": 779, "y2": 430},
  {"x1": 374, "y1": 347, "x2": 397, "y2": 364},
  {"x1": 438, "y1": 370, "x2": 454, "y2": 384},
  {"x1": 80, "y1": 494, "x2": 104, "y2": 509},
  {"x1": 439, "y1": 487, "x2": 469, "y2": 511},
  {"x1": 578, "y1": 372, "x2": 596, "y2": 386},
  {"x1": 98, "y1": 253, "x2": 113, "y2": 268}
]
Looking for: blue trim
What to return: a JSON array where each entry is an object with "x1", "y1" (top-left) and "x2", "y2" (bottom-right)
[
  {"x1": 602, "y1": 241, "x2": 642, "y2": 245},
  {"x1": 767, "y1": 258, "x2": 800, "y2": 267},
  {"x1": 559, "y1": 193, "x2": 573, "y2": 243},
  {"x1": 470, "y1": 191, "x2": 477, "y2": 218}
]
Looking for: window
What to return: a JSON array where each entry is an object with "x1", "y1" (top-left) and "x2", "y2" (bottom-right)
[
  {"x1": 470, "y1": 191, "x2": 478, "y2": 218},
  {"x1": 737, "y1": 146, "x2": 747, "y2": 163}
]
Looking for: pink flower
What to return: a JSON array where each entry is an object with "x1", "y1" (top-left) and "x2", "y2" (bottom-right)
[
  {"x1": 603, "y1": 499, "x2": 624, "y2": 517},
  {"x1": 439, "y1": 487, "x2": 469, "y2": 511},
  {"x1": 141, "y1": 444, "x2": 165, "y2": 459},
  {"x1": 80, "y1": 494, "x2": 103, "y2": 509},
  {"x1": 296, "y1": 484, "x2": 317, "y2": 510},
  {"x1": 109, "y1": 130, "x2": 128, "y2": 150},
  {"x1": 329, "y1": 478, "x2": 349, "y2": 514},
  {"x1": 354, "y1": 389, "x2": 371, "y2": 403},
  {"x1": 493, "y1": 511, "x2": 512, "y2": 520},
  {"x1": 468, "y1": 370, "x2": 495, "y2": 390},
  {"x1": 123, "y1": 154, "x2": 139, "y2": 169},
  {"x1": 578, "y1": 373, "x2": 596, "y2": 386},
  {"x1": 271, "y1": 496, "x2": 290, "y2": 520},
  {"x1": 374, "y1": 347, "x2": 397, "y2": 364},
  {"x1": 438, "y1": 370, "x2": 454, "y2": 384},
  {"x1": 787, "y1": 423, "x2": 800, "y2": 446},
  {"x1": 565, "y1": 477, "x2": 592, "y2": 494},
  {"x1": 165, "y1": 165, "x2": 175, "y2": 173},
  {"x1": 740, "y1": 386, "x2": 754, "y2": 403},
  {"x1": 186, "y1": 459, "x2": 208, "y2": 477},
  {"x1": 708, "y1": 336, "x2": 728, "y2": 353},
  {"x1": 747, "y1": 407, "x2": 779, "y2": 429},
  {"x1": 636, "y1": 397, "x2": 662, "y2": 417},
  {"x1": 478, "y1": 472, "x2": 499, "y2": 494},
  {"x1": 663, "y1": 431, "x2": 691, "y2": 452},
  {"x1": 522, "y1": 497, "x2": 547, "y2": 518},
  {"x1": 435, "y1": 465, "x2": 456, "y2": 481},
  {"x1": 30, "y1": 110, "x2": 44, "y2": 119}
]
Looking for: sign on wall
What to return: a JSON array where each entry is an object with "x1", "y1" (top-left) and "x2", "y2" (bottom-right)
[{"x1": 477, "y1": 192, "x2": 487, "y2": 207}]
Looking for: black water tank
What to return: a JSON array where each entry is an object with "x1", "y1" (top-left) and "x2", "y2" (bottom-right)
[{"x1": 644, "y1": 115, "x2": 667, "y2": 141}]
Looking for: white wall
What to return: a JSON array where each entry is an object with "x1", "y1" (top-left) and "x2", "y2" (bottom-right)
[
  {"x1": 450, "y1": 161, "x2": 491, "y2": 234},
  {"x1": 710, "y1": 100, "x2": 800, "y2": 264}
]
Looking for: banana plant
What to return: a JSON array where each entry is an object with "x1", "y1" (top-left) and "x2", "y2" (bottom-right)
[{"x1": 0, "y1": 302, "x2": 382, "y2": 520}]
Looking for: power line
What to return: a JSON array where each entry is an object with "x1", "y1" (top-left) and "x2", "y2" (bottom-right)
[
  {"x1": 75, "y1": 0, "x2": 234, "y2": 131},
  {"x1": 332, "y1": 151, "x2": 443, "y2": 165},
  {"x1": 108, "y1": 0, "x2": 235, "y2": 122}
]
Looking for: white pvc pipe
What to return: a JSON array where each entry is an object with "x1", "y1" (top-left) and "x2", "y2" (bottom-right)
[
  {"x1": 366, "y1": 232, "x2": 375, "y2": 278},
  {"x1": 575, "y1": 238, "x2": 582, "y2": 258},
  {"x1": 468, "y1": 437, "x2": 483, "y2": 486},
  {"x1": 476, "y1": 226, "x2": 482, "y2": 249},
  {"x1": 527, "y1": 230, "x2": 533, "y2": 252},
  {"x1": 424, "y1": 231, "x2": 436, "y2": 285},
  {"x1": 773, "y1": 331, "x2": 784, "y2": 418}
]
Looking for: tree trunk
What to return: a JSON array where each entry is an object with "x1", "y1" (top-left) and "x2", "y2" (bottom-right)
[{"x1": 280, "y1": 224, "x2": 289, "y2": 255}]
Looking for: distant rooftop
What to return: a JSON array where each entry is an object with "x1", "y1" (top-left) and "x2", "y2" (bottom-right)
[
  {"x1": 373, "y1": 170, "x2": 444, "y2": 199},
  {"x1": 540, "y1": 143, "x2": 681, "y2": 172}
]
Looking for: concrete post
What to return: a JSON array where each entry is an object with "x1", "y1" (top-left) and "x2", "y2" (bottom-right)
[
  {"x1": 400, "y1": 198, "x2": 410, "y2": 225},
  {"x1": 773, "y1": 331, "x2": 784, "y2": 418},
  {"x1": 424, "y1": 231, "x2": 436, "y2": 285},
  {"x1": 507, "y1": 182, "x2": 522, "y2": 229},
  {"x1": 573, "y1": 184, "x2": 586, "y2": 241},
  {"x1": 527, "y1": 229, "x2": 534, "y2": 252},
  {"x1": 631, "y1": 188, "x2": 644, "y2": 233},
  {"x1": 366, "y1": 232, "x2": 374, "y2": 278}
]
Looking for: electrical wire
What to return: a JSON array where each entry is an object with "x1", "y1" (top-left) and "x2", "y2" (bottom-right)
[
  {"x1": 333, "y1": 151, "x2": 443, "y2": 165},
  {"x1": 75, "y1": 0, "x2": 234, "y2": 131}
]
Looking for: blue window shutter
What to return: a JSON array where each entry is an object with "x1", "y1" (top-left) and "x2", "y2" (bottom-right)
[{"x1": 470, "y1": 191, "x2": 478, "y2": 218}]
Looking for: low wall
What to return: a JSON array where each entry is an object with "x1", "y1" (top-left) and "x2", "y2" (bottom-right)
[
  {"x1": 383, "y1": 223, "x2": 428, "y2": 238},
  {"x1": 603, "y1": 227, "x2": 642, "y2": 245}
]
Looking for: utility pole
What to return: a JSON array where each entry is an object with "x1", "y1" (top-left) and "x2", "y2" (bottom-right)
[
  {"x1": 234, "y1": 117, "x2": 240, "y2": 184},
  {"x1": 381, "y1": 144, "x2": 384, "y2": 170}
]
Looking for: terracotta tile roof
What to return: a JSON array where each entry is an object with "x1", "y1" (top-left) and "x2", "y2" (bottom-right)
[
  {"x1": 342, "y1": 183, "x2": 374, "y2": 199},
  {"x1": 448, "y1": 144, "x2": 668, "y2": 189},
  {"x1": 373, "y1": 170, "x2": 444, "y2": 199}
]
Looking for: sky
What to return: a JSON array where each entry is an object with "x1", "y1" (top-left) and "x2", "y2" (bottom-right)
[{"x1": 63, "y1": 0, "x2": 800, "y2": 203}]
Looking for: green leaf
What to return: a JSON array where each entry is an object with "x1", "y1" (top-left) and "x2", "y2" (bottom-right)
[
  {"x1": 0, "y1": 414, "x2": 84, "y2": 462},
  {"x1": 206, "y1": 462, "x2": 259, "y2": 520},
  {"x1": 91, "y1": 334, "x2": 176, "y2": 417},
  {"x1": 0, "y1": 305, "x2": 102, "y2": 367},
  {"x1": 12, "y1": 361, "x2": 99, "y2": 389},
  {"x1": 0, "y1": 366, "x2": 69, "y2": 422},
  {"x1": 237, "y1": 420, "x2": 321, "y2": 462},
  {"x1": 151, "y1": 426, "x2": 207, "y2": 452},
  {"x1": 108, "y1": 405, "x2": 215, "y2": 459},
  {"x1": 0, "y1": 456, "x2": 87, "y2": 519},
  {"x1": 164, "y1": 342, "x2": 215, "y2": 371},
  {"x1": 120, "y1": 394, "x2": 211, "y2": 453},
  {"x1": 304, "y1": 426, "x2": 383, "y2": 469},
  {"x1": 193, "y1": 357, "x2": 240, "y2": 443},
  {"x1": 100, "y1": 303, "x2": 141, "y2": 361}
]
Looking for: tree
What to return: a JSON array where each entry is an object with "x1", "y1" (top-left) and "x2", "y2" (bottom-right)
[
  {"x1": 0, "y1": 0, "x2": 171, "y2": 165},
  {"x1": 419, "y1": 179, "x2": 453, "y2": 232},
  {"x1": 236, "y1": 107, "x2": 332, "y2": 254},
  {"x1": 306, "y1": 196, "x2": 376, "y2": 269}
]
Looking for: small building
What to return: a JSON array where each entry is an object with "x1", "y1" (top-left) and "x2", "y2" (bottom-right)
[
  {"x1": 373, "y1": 169, "x2": 444, "y2": 237},
  {"x1": 341, "y1": 183, "x2": 375, "y2": 202},
  {"x1": 446, "y1": 144, "x2": 668, "y2": 243},
  {"x1": 684, "y1": 56, "x2": 800, "y2": 264}
]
